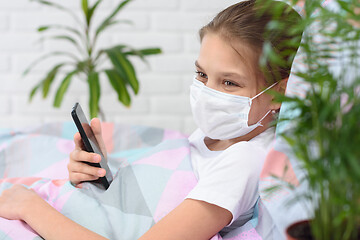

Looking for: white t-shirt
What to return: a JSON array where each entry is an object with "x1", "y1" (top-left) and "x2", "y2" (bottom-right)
[{"x1": 185, "y1": 127, "x2": 275, "y2": 229}]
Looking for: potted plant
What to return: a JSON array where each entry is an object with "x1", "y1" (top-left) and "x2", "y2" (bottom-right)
[
  {"x1": 259, "y1": 0, "x2": 360, "y2": 239},
  {"x1": 24, "y1": 0, "x2": 162, "y2": 119}
]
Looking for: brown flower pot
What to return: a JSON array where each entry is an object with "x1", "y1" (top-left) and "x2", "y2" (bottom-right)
[
  {"x1": 286, "y1": 220, "x2": 360, "y2": 240},
  {"x1": 286, "y1": 220, "x2": 313, "y2": 240}
]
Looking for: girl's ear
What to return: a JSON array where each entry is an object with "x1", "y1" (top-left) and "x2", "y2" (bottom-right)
[
  {"x1": 277, "y1": 77, "x2": 288, "y2": 95},
  {"x1": 269, "y1": 77, "x2": 288, "y2": 111}
]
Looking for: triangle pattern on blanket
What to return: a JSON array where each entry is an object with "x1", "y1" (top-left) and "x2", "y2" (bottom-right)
[
  {"x1": 132, "y1": 146, "x2": 190, "y2": 170},
  {"x1": 131, "y1": 164, "x2": 174, "y2": 216},
  {"x1": 81, "y1": 165, "x2": 153, "y2": 217}
]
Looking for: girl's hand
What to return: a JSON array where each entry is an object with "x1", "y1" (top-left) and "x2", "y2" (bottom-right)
[
  {"x1": 0, "y1": 184, "x2": 109, "y2": 239},
  {"x1": 0, "y1": 184, "x2": 42, "y2": 220},
  {"x1": 68, "y1": 118, "x2": 107, "y2": 186}
]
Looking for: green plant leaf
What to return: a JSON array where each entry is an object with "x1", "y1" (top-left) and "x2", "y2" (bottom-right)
[
  {"x1": 111, "y1": 19, "x2": 133, "y2": 26},
  {"x1": 94, "y1": 44, "x2": 127, "y2": 63},
  {"x1": 95, "y1": 0, "x2": 132, "y2": 37},
  {"x1": 81, "y1": 0, "x2": 89, "y2": 20},
  {"x1": 29, "y1": 83, "x2": 42, "y2": 102},
  {"x1": 53, "y1": 70, "x2": 78, "y2": 107},
  {"x1": 104, "y1": 69, "x2": 131, "y2": 106},
  {"x1": 123, "y1": 47, "x2": 162, "y2": 63},
  {"x1": 23, "y1": 51, "x2": 77, "y2": 76},
  {"x1": 38, "y1": 26, "x2": 50, "y2": 32},
  {"x1": 136, "y1": 48, "x2": 162, "y2": 55},
  {"x1": 88, "y1": 0, "x2": 102, "y2": 26},
  {"x1": 95, "y1": 19, "x2": 133, "y2": 38},
  {"x1": 37, "y1": 25, "x2": 82, "y2": 38},
  {"x1": 31, "y1": 0, "x2": 67, "y2": 10},
  {"x1": 40, "y1": 35, "x2": 80, "y2": 47},
  {"x1": 38, "y1": 35, "x2": 86, "y2": 56},
  {"x1": 31, "y1": 0, "x2": 80, "y2": 23},
  {"x1": 88, "y1": 71, "x2": 100, "y2": 119},
  {"x1": 337, "y1": 0, "x2": 354, "y2": 15},
  {"x1": 263, "y1": 184, "x2": 284, "y2": 198},
  {"x1": 42, "y1": 63, "x2": 66, "y2": 98},
  {"x1": 105, "y1": 46, "x2": 139, "y2": 94}
]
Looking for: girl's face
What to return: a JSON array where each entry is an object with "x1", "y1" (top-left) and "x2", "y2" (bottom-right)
[{"x1": 195, "y1": 33, "x2": 280, "y2": 126}]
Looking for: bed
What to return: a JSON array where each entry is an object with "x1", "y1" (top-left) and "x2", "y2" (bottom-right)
[{"x1": 0, "y1": 122, "x2": 280, "y2": 239}]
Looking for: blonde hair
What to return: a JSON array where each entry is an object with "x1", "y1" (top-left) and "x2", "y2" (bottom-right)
[{"x1": 199, "y1": 0, "x2": 303, "y2": 84}]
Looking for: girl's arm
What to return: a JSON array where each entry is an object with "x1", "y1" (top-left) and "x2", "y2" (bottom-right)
[
  {"x1": 0, "y1": 185, "x2": 107, "y2": 240},
  {"x1": 140, "y1": 198, "x2": 232, "y2": 240},
  {"x1": 24, "y1": 197, "x2": 108, "y2": 240},
  {"x1": 0, "y1": 185, "x2": 232, "y2": 240}
]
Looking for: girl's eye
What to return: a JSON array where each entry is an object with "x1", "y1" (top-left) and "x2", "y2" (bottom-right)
[
  {"x1": 195, "y1": 71, "x2": 207, "y2": 79},
  {"x1": 224, "y1": 80, "x2": 238, "y2": 87}
]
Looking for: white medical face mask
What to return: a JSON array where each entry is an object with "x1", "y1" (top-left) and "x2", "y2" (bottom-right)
[{"x1": 190, "y1": 77, "x2": 277, "y2": 140}]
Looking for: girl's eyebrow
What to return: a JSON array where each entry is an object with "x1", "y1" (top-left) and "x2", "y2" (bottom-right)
[
  {"x1": 195, "y1": 61, "x2": 203, "y2": 69},
  {"x1": 221, "y1": 72, "x2": 246, "y2": 80},
  {"x1": 195, "y1": 60, "x2": 246, "y2": 80}
]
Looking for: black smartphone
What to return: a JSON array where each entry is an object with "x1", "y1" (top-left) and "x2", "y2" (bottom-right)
[{"x1": 71, "y1": 102, "x2": 113, "y2": 189}]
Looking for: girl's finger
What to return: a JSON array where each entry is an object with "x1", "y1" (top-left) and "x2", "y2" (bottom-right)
[
  {"x1": 90, "y1": 118, "x2": 107, "y2": 157},
  {"x1": 73, "y1": 132, "x2": 84, "y2": 150},
  {"x1": 70, "y1": 149, "x2": 101, "y2": 164},
  {"x1": 69, "y1": 172, "x2": 100, "y2": 185},
  {"x1": 67, "y1": 161, "x2": 106, "y2": 178},
  {"x1": 90, "y1": 118, "x2": 102, "y2": 136}
]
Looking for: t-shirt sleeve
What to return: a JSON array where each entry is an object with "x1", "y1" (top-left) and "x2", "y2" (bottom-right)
[{"x1": 185, "y1": 143, "x2": 266, "y2": 226}]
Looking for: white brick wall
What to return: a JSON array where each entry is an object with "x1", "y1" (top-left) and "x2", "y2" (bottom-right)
[{"x1": 0, "y1": 0, "x2": 240, "y2": 134}]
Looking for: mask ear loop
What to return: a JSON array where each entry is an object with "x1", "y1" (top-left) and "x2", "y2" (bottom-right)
[
  {"x1": 249, "y1": 81, "x2": 279, "y2": 125},
  {"x1": 251, "y1": 81, "x2": 279, "y2": 101},
  {"x1": 257, "y1": 110, "x2": 272, "y2": 127},
  {"x1": 248, "y1": 81, "x2": 278, "y2": 106}
]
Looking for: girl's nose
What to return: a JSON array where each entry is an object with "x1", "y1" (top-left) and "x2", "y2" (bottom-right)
[
  {"x1": 204, "y1": 78, "x2": 214, "y2": 88},
  {"x1": 205, "y1": 79, "x2": 220, "y2": 92}
]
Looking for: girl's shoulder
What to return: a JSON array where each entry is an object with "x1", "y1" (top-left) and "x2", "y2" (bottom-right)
[
  {"x1": 188, "y1": 128, "x2": 204, "y2": 144},
  {"x1": 248, "y1": 126, "x2": 275, "y2": 149},
  {"x1": 225, "y1": 127, "x2": 276, "y2": 155}
]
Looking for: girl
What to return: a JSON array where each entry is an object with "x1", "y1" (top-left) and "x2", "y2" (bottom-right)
[{"x1": 0, "y1": 0, "x2": 302, "y2": 239}]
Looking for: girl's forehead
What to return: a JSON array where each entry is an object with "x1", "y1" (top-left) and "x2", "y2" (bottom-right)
[{"x1": 197, "y1": 33, "x2": 256, "y2": 79}]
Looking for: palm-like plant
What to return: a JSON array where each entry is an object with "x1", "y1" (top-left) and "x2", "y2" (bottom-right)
[
  {"x1": 261, "y1": 0, "x2": 360, "y2": 239},
  {"x1": 25, "y1": 0, "x2": 162, "y2": 119}
]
